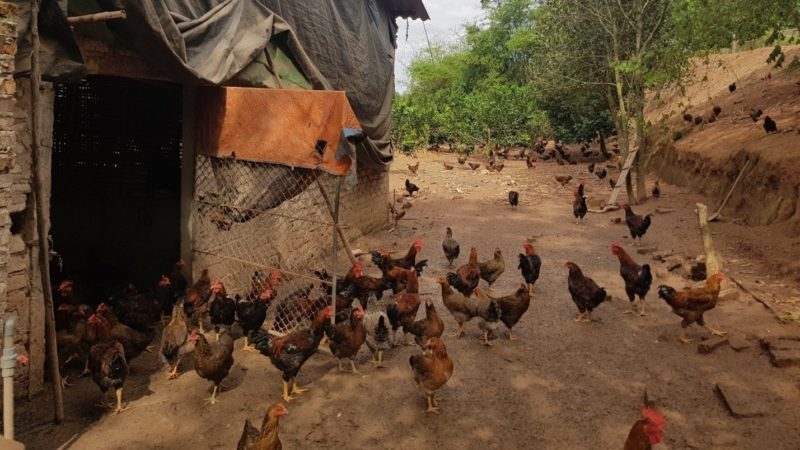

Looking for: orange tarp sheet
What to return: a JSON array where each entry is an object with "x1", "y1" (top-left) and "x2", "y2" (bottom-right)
[{"x1": 195, "y1": 87, "x2": 361, "y2": 175}]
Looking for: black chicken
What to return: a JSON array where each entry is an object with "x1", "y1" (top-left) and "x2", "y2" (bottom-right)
[
  {"x1": 565, "y1": 262, "x2": 608, "y2": 323},
  {"x1": 209, "y1": 283, "x2": 237, "y2": 340},
  {"x1": 237, "y1": 288, "x2": 273, "y2": 352},
  {"x1": 518, "y1": 242, "x2": 542, "y2": 295},
  {"x1": 652, "y1": 180, "x2": 660, "y2": 199},
  {"x1": 587, "y1": 163, "x2": 595, "y2": 174},
  {"x1": 508, "y1": 191, "x2": 519, "y2": 210},
  {"x1": 620, "y1": 204, "x2": 653, "y2": 246},
  {"x1": 573, "y1": 182, "x2": 587, "y2": 224},
  {"x1": 405, "y1": 179, "x2": 420, "y2": 196},
  {"x1": 763, "y1": 116, "x2": 777, "y2": 133},
  {"x1": 595, "y1": 169, "x2": 607, "y2": 181},
  {"x1": 442, "y1": 227, "x2": 460, "y2": 267},
  {"x1": 728, "y1": 82, "x2": 736, "y2": 92}
]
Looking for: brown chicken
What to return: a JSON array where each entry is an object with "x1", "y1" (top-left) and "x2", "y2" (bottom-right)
[
  {"x1": 657, "y1": 272, "x2": 726, "y2": 343},
  {"x1": 624, "y1": 408, "x2": 666, "y2": 450},
  {"x1": 56, "y1": 304, "x2": 93, "y2": 387},
  {"x1": 343, "y1": 261, "x2": 387, "y2": 305},
  {"x1": 238, "y1": 404, "x2": 288, "y2": 450},
  {"x1": 406, "y1": 298, "x2": 445, "y2": 348},
  {"x1": 86, "y1": 314, "x2": 129, "y2": 415},
  {"x1": 96, "y1": 303, "x2": 154, "y2": 360},
  {"x1": 391, "y1": 239, "x2": 428, "y2": 275},
  {"x1": 409, "y1": 337, "x2": 454, "y2": 414},
  {"x1": 437, "y1": 277, "x2": 478, "y2": 338},
  {"x1": 184, "y1": 268, "x2": 212, "y2": 331},
  {"x1": 189, "y1": 330, "x2": 234, "y2": 404},
  {"x1": 443, "y1": 162, "x2": 454, "y2": 170},
  {"x1": 408, "y1": 161, "x2": 419, "y2": 174},
  {"x1": 478, "y1": 248, "x2": 505, "y2": 290},
  {"x1": 446, "y1": 247, "x2": 480, "y2": 296},
  {"x1": 327, "y1": 306, "x2": 367, "y2": 373},
  {"x1": 160, "y1": 300, "x2": 192, "y2": 380},
  {"x1": 492, "y1": 283, "x2": 531, "y2": 340},
  {"x1": 566, "y1": 262, "x2": 609, "y2": 323},
  {"x1": 554, "y1": 175, "x2": 572, "y2": 186},
  {"x1": 387, "y1": 268, "x2": 421, "y2": 346},
  {"x1": 473, "y1": 288, "x2": 502, "y2": 346}
]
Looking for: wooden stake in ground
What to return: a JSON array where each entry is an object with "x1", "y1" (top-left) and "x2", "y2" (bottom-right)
[
  {"x1": 30, "y1": 0, "x2": 64, "y2": 424},
  {"x1": 697, "y1": 203, "x2": 722, "y2": 276},
  {"x1": 315, "y1": 179, "x2": 357, "y2": 267},
  {"x1": 709, "y1": 160, "x2": 750, "y2": 222}
]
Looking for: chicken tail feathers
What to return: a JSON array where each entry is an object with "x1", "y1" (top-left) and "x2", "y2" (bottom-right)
[
  {"x1": 415, "y1": 260, "x2": 429, "y2": 276},
  {"x1": 639, "y1": 264, "x2": 653, "y2": 289},
  {"x1": 446, "y1": 272, "x2": 468, "y2": 295},
  {"x1": 591, "y1": 288, "x2": 608, "y2": 308},
  {"x1": 370, "y1": 250, "x2": 385, "y2": 270},
  {"x1": 657, "y1": 285, "x2": 676, "y2": 302},
  {"x1": 249, "y1": 330, "x2": 273, "y2": 356}
]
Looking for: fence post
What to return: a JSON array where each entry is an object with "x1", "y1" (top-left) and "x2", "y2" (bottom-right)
[{"x1": 330, "y1": 176, "x2": 342, "y2": 325}]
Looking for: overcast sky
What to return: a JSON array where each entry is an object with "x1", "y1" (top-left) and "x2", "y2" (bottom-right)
[{"x1": 394, "y1": 1, "x2": 485, "y2": 92}]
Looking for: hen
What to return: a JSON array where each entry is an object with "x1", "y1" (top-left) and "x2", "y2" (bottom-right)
[
  {"x1": 620, "y1": 204, "x2": 652, "y2": 246},
  {"x1": 651, "y1": 180, "x2": 660, "y2": 199},
  {"x1": 508, "y1": 191, "x2": 519, "y2": 209},
  {"x1": 251, "y1": 307, "x2": 333, "y2": 402},
  {"x1": 405, "y1": 179, "x2": 419, "y2": 196},
  {"x1": 554, "y1": 175, "x2": 572, "y2": 186},
  {"x1": 238, "y1": 404, "x2": 288, "y2": 450},
  {"x1": 160, "y1": 300, "x2": 193, "y2": 380},
  {"x1": 478, "y1": 248, "x2": 505, "y2": 290},
  {"x1": 365, "y1": 312, "x2": 391, "y2": 368},
  {"x1": 96, "y1": 303, "x2": 154, "y2": 360},
  {"x1": 390, "y1": 239, "x2": 429, "y2": 275},
  {"x1": 657, "y1": 272, "x2": 726, "y2": 343},
  {"x1": 437, "y1": 277, "x2": 478, "y2": 338},
  {"x1": 473, "y1": 288, "x2": 502, "y2": 346},
  {"x1": 518, "y1": 242, "x2": 542, "y2": 295},
  {"x1": 209, "y1": 281, "x2": 237, "y2": 339},
  {"x1": 468, "y1": 162, "x2": 480, "y2": 171},
  {"x1": 408, "y1": 161, "x2": 419, "y2": 174},
  {"x1": 611, "y1": 243, "x2": 653, "y2": 316},
  {"x1": 327, "y1": 306, "x2": 367, "y2": 373},
  {"x1": 406, "y1": 298, "x2": 445, "y2": 348},
  {"x1": 457, "y1": 155, "x2": 467, "y2": 165},
  {"x1": 237, "y1": 287, "x2": 274, "y2": 352},
  {"x1": 595, "y1": 168, "x2": 607, "y2": 181},
  {"x1": 446, "y1": 247, "x2": 480, "y2": 297},
  {"x1": 492, "y1": 283, "x2": 531, "y2": 340},
  {"x1": 573, "y1": 182, "x2": 588, "y2": 224},
  {"x1": 184, "y1": 268, "x2": 212, "y2": 332},
  {"x1": 624, "y1": 408, "x2": 666, "y2": 450},
  {"x1": 189, "y1": 329, "x2": 234, "y2": 404},
  {"x1": 111, "y1": 283, "x2": 161, "y2": 331},
  {"x1": 409, "y1": 337, "x2": 453, "y2": 414},
  {"x1": 343, "y1": 261, "x2": 387, "y2": 305},
  {"x1": 386, "y1": 268, "x2": 421, "y2": 346},
  {"x1": 87, "y1": 314, "x2": 129, "y2": 415},
  {"x1": 442, "y1": 227, "x2": 460, "y2": 267},
  {"x1": 565, "y1": 262, "x2": 609, "y2": 323}
]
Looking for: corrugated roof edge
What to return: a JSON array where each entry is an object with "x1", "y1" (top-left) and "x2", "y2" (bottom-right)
[{"x1": 383, "y1": 0, "x2": 430, "y2": 20}]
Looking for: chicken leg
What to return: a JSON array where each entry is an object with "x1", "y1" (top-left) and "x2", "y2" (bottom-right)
[
  {"x1": 281, "y1": 380, "x2": 296, "y2": 402},
  {"x1": 623, "y1": 303, "x2": 635, "y2": 314},
  {"x1": 349, "y1": 359, "x2": 361, "y2": 374},
  {"x1": 573, "y1": 311, "x2": 588, "y2": 322},
  {"x1": 425, "y1": 392, "x2": 440, "y2": 414},
  {"x1": 113, "y1": 387, "x2": 127, "y2": 415},
  {"x1": 451, "y1": 323, "x2": 465, "y2": 338},
  {"x1": 241, "y1": 336, "x2": 259, "y2": 353},
  {"x1": 168, "y1": 359, "x2": 182, "y2": 380},
  {"x1": 206, "y1": 385, "x2": 220, "y2": 405},
  {"x1": 638, "y1": 299, "x2": 647, "y2": 316},
  {"x1": 482, "y1": 330, "x2": 493, "y2": 346},
  {"x1": 506, "y1": 330, "x2": 518, "y2": 341},
  {"x1": 678, "y1": 328, "x2": 693, "y2": 344}
]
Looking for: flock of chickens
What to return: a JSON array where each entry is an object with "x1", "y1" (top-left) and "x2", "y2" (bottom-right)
[{"x1": 50, "y1": 147, "x2": 733, "y2": 450}]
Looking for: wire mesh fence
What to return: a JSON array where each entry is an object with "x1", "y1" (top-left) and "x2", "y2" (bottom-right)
[{"x1": 191, "y1": 155, "x2": 379, "y2": 334}]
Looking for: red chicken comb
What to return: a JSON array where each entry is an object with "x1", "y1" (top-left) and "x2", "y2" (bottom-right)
[{"x1": 641, "y1": 407, "x2": 666, "y2": 428}]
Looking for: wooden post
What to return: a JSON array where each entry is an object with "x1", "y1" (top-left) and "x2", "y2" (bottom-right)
[
  {"x1": 697, "y1": 203, "x2": 722, "y2": 275},
  {"x1": 180, "y1": 86, "x2": 197, "y2": 280},
  {"x1": 709, "y1": 160, "x2": 750, "y2": 222},
  {"x1": 29, "y1": 0, "x2": 64, "y2": 424},
  {"x1": 316, "y1": 179, "x2": 357, "y2": 267},
  {"x1": 67, "y1": 10, "x2": 126, "y2": 24}
]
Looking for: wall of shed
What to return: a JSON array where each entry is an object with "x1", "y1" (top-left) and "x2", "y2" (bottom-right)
[{"x1": 0, "y1": 1, "x2": 51, "y2": 399}]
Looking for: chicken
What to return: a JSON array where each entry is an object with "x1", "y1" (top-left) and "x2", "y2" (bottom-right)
[
  {"x1": 526, "y1": 155, "x2": 536, "y2": 168},
  {"x1": 763, "y1": 116, "x2": 777, "y2": 133},
  {"x1": 624, "y1": 408, "x2": 666, "y2": 450},
  {"x1": 327, "y1": 306, "x2": 367, "y2": 373},
  {"x1": 437, "y1": 277, "x2": 478, "y2": 338},
  {"x1": 251, "y1": 306, "x2": 333, "y2": 402},
  {"x1": 386, "y1": 268, "x2": 421, "y2": 346},
  {"x1": 682, "y1": 113, "x2": 693, "y2": 122},
  {"x1": 485, "y1": 161, "x2": 495, "y2": 171},
  {"x1": 96, "y1": 303, "x2": 154, "y2": 360},
  {"x1": 518, "y1": 242, "x2": 542, "y2": 295},
  {"x1": 587, "y1": 162, "x2": 595, "y2": 174},
  {"x1": 573, "y1": 183, "x2": 588, "y2": 224},
  {"x1": 168, "y1": 258, "x2": 188, "y2": 292},
  {"x1": 657, "y1": 272, "x2": 726, "y2": 343},
  {"x1": 409, "y1": 337, "x2": 453, "y2": 414},
  {"x1": 237, "y1": 404, "x2": 288, "y2": 450},
  {"x1": 365, "y1": 311, "x2": 391, "y2": 368},
  {"x1": 392, "y1": 240, "x2": 428, "y2": 275},
  {"x1": 749, "y1": 108, "x2": 763, "y2": 122},
  {"x1": 443, "y1": 162, "x2": 454, "y2": 170},
  {"x1": 468, "y1": 162, "x2": 480, "y2": 171},
  {"x1": 406, "y1": 299, "x2": 444, "y2": 348},
  {"x1": 651, "y1": 180, "x2": 660, "y2": 199},
  {"x1": 343, "y1": 261, "x2": 387, "y2": 305},
  {"x1": 612, "y1": 243, "x2": 653, "y2": 316},
  {"x1": 492, "y1": 283, "x2": 531, "y2": 340},
  {"x1": 160, "y1": 300, "x2": 193, "y2": 380},
  {"x1": 408, "y1": 161, "x2": 419, "y2": 174},
  {"x1": 86, "y1": 314, "x2": 129, "y2": 415},
  {"x1": 508, "y1": 191, "x2": 519, "y2": 210},
  {"x1": 595, "y1": 168, "x2": 607, "y2": 181},
  {"x1": 446, "y1": 247, "x2": 480, "y2": 297},
  {"x1": 620, "y1": 204, "x2": 653, "y2": 245},
  {"x1": 184, "y1": 268, "x2": 212, "y2": 332},
  {"x1": 405, "y1": 179, "x2": 419, "y2": 196},
  {"x1": 156, "y1": 275, "x2": 180, "y2": 318},
  {"x1": 56, "y1": 304, "x2": 93, "y2": 387},
  {"x1": 237, "y1": 287, "x2": 274, "y2": 352},
  {"x1": 554, "y1": 175, "x2": 572, "y2": 186},
  {"x1": 457, "y1": 155, "x2": 467, "y2": 165},
  {"x1": 108, "y1": 283, "x2": 161, "y2": 331},
  {"x1": 442, "y1": 227, "x2": 460, "y2": 267},
  {"x1": 565, "y1": 262, "x2": 609, "y2": 323},
  {"x1": 189, "y1": 329, "x2": 234, "y2": 404},
  {"x1": 478, "y1": 248, "x2": 505, "y2": 290},
  {"x1": 493, "y1": 163, "x2": 505, "y2": 172},
  {"x1": 728, "y1": 82, "x2": 736, "y2": 92},
  {"x1": 209, "y1": 281, "x2": 237, "y2": 339},
  {"x1": 693, "y1": 116, "x2": 703, "y2": 125},
  {"x1": 473, "y1": 288, "x2": 502, "y2": 346}
]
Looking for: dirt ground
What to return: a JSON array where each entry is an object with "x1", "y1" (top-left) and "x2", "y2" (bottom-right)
[{"x1": 15, "y1": 152, "x2": 800, "y2": 450}]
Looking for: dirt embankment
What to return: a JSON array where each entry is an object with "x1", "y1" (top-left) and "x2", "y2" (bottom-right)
[{"x1": 646, "y1": 46, "x2": 800, "y2": 235}]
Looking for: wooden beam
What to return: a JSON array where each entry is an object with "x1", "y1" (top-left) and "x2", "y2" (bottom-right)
[
  {"x1": 697, "y1": 203, "x2": 722, "y2": 275},
  {"x1": 67, "y1": 10, "x2": 126, "y2": 25},
  {"x1": 30, "y1": 0, "x2": 64, "y2": 424}
]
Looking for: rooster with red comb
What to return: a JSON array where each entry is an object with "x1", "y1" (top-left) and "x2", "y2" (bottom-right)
[{"x1": 624, "y1": 407, "x2": 666, "y2": 450}]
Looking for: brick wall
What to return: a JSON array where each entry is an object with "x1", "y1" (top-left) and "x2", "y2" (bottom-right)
[{"x1": 0, "y1": 1, "x2": 51, "y2": 399}]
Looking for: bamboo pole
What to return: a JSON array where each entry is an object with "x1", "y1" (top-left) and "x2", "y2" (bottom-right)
[
  {"x1": 30, "y1": 0, "x2": 64, "y2": 424},
  {"x1": 316, "y1": 179, "x2": 357, "y2": 266},
  {"x1": 67, "y1": 10, "x2": 126, "y2": 24},
  {"x1": 697, "y1": 203, "x2": 722, "y2": 276},
  {"x1": 709, "y1": 160, "x2": 750, "y2": 222},
  {"x1": 329, "y1": 178, "x2": 341, "y2": 326}
]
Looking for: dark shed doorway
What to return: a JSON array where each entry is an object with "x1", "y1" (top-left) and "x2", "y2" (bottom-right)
[{"x1": 51, "y1": 76, "x2": 182, "y2": 295}]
